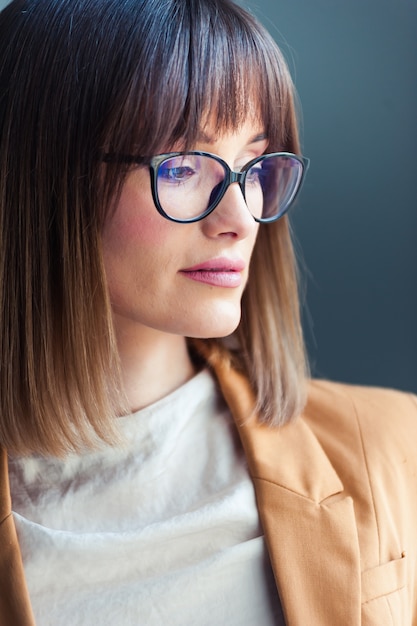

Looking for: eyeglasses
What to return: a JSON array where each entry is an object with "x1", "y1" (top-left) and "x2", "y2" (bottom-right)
[{"x1": 103, "y1": 151, "x2": 310, "y2": 224}]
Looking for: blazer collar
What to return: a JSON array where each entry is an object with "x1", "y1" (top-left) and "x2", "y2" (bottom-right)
[{"x1": 208, "y1": 348, "x2": 362, "y2": 626}]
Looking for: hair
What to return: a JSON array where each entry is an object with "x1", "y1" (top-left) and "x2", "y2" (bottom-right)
[{"x1": 0, "y1": 0, "x2": 308, "y2": 456}]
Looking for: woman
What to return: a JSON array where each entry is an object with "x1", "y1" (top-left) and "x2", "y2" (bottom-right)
[{"x1": 0, "y1": 0, "x2": 416, "y2": 624}]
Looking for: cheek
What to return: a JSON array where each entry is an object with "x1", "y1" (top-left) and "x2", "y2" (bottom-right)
[
  {"x1": 104, "y1": 185, "x2": 170, "y2": 251},
  {"x1": 248, "y1": 224, "x2": 260, "y2": 257}
]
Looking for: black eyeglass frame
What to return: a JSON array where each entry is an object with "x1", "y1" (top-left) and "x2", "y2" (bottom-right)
[{"x1": 102, "y1": 151, "x2": 310, "y2": 224}]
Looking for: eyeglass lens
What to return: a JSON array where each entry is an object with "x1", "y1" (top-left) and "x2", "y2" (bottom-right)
[{"x1": 155, "y1": 153, "x2": 304, "y2": 222}]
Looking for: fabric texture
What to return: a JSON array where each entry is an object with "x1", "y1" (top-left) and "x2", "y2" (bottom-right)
[
  {"x1": 1, "y1": 349, "x2": 417, "y2": 625},
  {"x1": 8, "y1": 370, "x2": 283, "y2": 626}
]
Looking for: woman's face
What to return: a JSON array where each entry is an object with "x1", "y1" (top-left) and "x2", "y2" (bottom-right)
[{"x1": 102, "y1": 118, "x2": 267, "y2": 340}]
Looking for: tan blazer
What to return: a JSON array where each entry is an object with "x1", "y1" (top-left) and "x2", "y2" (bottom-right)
[{"x1": 1, "y1": 353, "x2": 417, "y2": 625}]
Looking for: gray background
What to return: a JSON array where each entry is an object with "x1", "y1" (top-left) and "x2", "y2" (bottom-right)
[
  {"x1": 1, "y1": 0, "x2": 416, "y2": 392},
  {"x1": 242, "y1": 0, "x2": 417, "y2": 392}
]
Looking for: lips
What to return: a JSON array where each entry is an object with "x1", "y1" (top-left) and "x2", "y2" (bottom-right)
[
  {"x1": 181, "y1": 257, "x2": 246, "y2": 272},
  {"x1": 179, "y1": 257, "x2": 245, "y2": 287}
]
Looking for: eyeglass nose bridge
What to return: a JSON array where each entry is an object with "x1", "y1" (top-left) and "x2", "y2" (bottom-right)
[{"x1": 216, "y1": 168, "x2": 248, "y2": 209}]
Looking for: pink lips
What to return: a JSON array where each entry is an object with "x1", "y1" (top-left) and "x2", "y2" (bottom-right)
[{"x1": 180, "y1": 257, "x2": 245, "y2": 288}]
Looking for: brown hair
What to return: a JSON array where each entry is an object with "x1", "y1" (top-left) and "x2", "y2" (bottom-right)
[{"x1": 0, "y1": 0, "x2": 307, "y2": 456}]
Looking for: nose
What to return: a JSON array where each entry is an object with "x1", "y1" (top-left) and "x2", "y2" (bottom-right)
[{"x1": 201, "y1": 180, "x2": 258, "y2": 240}]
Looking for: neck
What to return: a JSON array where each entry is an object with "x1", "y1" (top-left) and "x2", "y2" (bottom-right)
[{"x1": 114, "y1": 319, "x2": 196, "y2": 413}]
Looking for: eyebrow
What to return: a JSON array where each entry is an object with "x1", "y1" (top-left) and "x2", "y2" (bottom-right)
[
  {"x1": 196, "y1": 130, "x2": 268, "y2": 145},
  {"x1": 249, "y1": 132, "x2": 268, "y2": 144}
]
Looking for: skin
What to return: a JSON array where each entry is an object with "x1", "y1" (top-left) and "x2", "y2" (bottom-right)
[{"x1": 102, "y1": 118, "x2": 267, "y2": 412}]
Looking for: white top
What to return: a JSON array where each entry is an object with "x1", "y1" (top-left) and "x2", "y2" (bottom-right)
[{"x1": 9, "y1": 369, "x2": 285, "y2": 625}]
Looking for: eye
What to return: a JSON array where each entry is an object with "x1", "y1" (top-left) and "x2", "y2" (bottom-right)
[
  {"x1": 245, "y1": 164, "x2": 263, "y2": 185},
  {"x1": 158, "y1": 163, "x2": 196, "y2": 183}
]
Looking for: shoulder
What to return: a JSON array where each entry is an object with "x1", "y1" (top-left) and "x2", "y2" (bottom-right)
[
  {"x1": 301, "y1": 379, "x2": 417, "y2": 493},
  {"x1": 304, "y1": 378, "x2": 417, "y2": 433},
  {"x1": 306, "y1": 378, "x2": 417, "y2": 419},
  {"x1": 303, "y1": 378, "x2": 417, "y2": 449}
]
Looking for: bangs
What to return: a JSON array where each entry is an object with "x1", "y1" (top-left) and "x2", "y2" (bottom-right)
[{"x1": 102, "y1": 0, "x2": 298, "y2": 158}]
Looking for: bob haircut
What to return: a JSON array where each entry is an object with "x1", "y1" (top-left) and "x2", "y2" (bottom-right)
[{"x1": 0, "y1": 0, "x2": 307, "y2": 456}]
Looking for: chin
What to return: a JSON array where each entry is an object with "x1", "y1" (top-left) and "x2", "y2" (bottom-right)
[{"x1": 186, "y1": 309, "x2": 241, "y2": 339}]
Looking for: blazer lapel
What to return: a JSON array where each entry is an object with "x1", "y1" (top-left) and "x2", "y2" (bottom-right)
[
  {"x1": 209, "y1": 352, "x2": 361, "y2": 626},
  {"x1": 0, "y1": 448, "x2": 36, "y2": 626}
]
